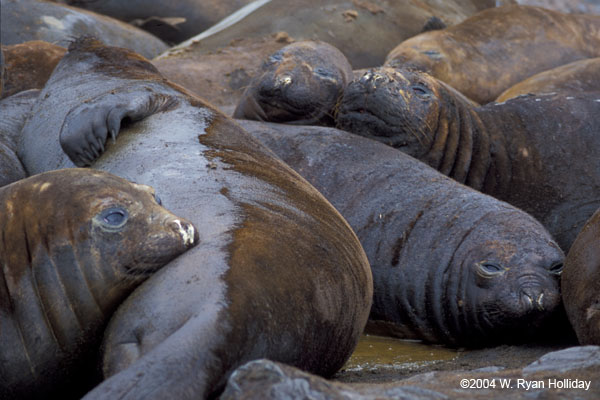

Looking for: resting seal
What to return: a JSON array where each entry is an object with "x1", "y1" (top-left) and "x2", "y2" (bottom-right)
[
  {"x1": 233, "y1": 40, "x2": 353, "y2": 125},
  {"x1": 336, "y1": 67, "x2": 600, "y2": 251},
  {"x1": 385, "y1": 5, "x2": 600, "y2": 104},
  {"x1": 1, "y1": 0, "x2": 167, "y2": 59},
  {"x1": 238, "y1": 120, "x2": 566, "y2": 346},
  {"x1": 0, "y1": 168, "x2": 197, "y2": 399},
  {"x1": 562, "y1": 207, "x2": 600, "y2": 345},
  {"x1": 496, "y1": 57, "x2": 600, "y2": 102},
  {"x1": 178, "y1": 0, "x2": 502, "y2": 68},
  {"x1": 18, "y1": 37, "x2": 372, "y2": 399}
]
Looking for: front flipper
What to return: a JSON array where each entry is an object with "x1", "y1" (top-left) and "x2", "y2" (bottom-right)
[{"x1": 60, "y1": 85, "x2": 178, "y2": 166}]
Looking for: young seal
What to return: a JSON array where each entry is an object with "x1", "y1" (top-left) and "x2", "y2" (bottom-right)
[
  {"x1": 233, "y1": 40, "x2": 353, "y2": 125},
  {"x1": 1, "y1": 0, "x2": 168, "y2": 59},
  {"x1": 177, "y1": 0, "x2": 502, "y2": 68},
  {"x1": 385, "y1": 5, "x2": 600, "y2": 104},
  {"x1": 562, "y1": 207, "x2": 600, "y2": 345},
  {"x1": 496, "y1": 57, "x2": 600, "y2": 102},
  {"x1": 0, "y1": 168, "x2": 197, "y2": 399},
  {"x1": 238, "y1": 120, "x2": 566, "y2": 347},
  {"x1": 18, "y1": 37, "x2": 372, "y2": 399},
  {"x1": 336, "y1": 67, "x2": 600, "y2": 251}
]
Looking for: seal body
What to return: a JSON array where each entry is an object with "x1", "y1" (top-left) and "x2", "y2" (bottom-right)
[
  {"x1": 58, "y1": 0, "x2": 254, "y2": 43},
  {"x1": 238, "y1": 120, "x2": 565, "y2": 346},
  {"x1": 562, "y1": 208, "x2": 600, "y2": 345},
  {"x1": 0, "y1": 0, "x2": 167, "y2": 59},
  {"x1": 233, "y1": 40, "x2": 353, "y2": 125},
  {"x1": 18, "y1": 37, "x2": 372, "y2": 399},
  {"x1": 336, "y1": 67, "x2": 600, "y2": 251},
  {"x1": 178, "y1": 0, "x2": 502, "y2": 69},
  {"x1": 0, "y1": 41, "x2": 66, "y2": 99},
  {"x1": 385, "y1": 5, "x2": 600, "y2": 103},
  {"x1": 0, "y1": 168, "x2": 197, "y2": 399},
  {"x1": 153, "y1": 33, "x2": 294, "y2": 110},
  {"x1": 496, "y1": 57, "x2": 600, "y2": 102},
  {"x1": 0, "y1": 90, "x2": 40, "y2": 187}
]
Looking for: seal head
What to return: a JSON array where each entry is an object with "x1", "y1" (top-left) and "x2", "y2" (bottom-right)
[
  {"x1": 234, "y1": 40, "x2": 353, "y2": 125},
  {"x1": 0, "y1": 168, "x2": 198, "y2": 399}
]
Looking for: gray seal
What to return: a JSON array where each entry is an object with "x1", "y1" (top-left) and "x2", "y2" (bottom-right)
[{"x1": 238, "y1": 120, "x2": 566, "y2": 346}]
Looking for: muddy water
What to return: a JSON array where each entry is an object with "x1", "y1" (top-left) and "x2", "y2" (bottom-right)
[{"x1": 342, "y1": 334, "x2": 459, "y2": 372}]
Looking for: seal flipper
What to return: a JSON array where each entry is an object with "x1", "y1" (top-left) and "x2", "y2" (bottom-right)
[{"x1": 60, "y1": 87, "x2": 178, "y2": 166}]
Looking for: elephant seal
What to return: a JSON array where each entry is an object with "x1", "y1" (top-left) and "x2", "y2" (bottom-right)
[
  {"x1": 238, "y1": 120, "x2": 566, "y2": 346},
  {"x1": 496, "y1": 57, "x2": 600, "y2": 102},
  {"x1": 562, "y1": 208, "x2": 600, "y2": 345},
  {"x1": 55, "y1": 0, "x2": 254, "y2": 43},
  {"x1": 1, "y1": 0, "x2": 168, "y2": 59},
  {"x1": 174, "y1": 0, "x2": 503, "y2": 69},
  {"x1": 385, "y1": 5, "x2": 600, "y2": 104},
  {"x1": 18, "y1": 37, "x2": 372, "y2": 399},
  {"x1": 336, "y1": 67, "x2": 600, "y2": 251},
  {"x1": 0, "y1": 41, "x2": 66, "y2": 99},
  {"x1": 0, "y1": 168, "x2": 197, "y2": 399},
  {"x1": 152, "y1": 32, "x2": 294, "y2": 110},
  {"x1": 233, "y1": 40, "x2": 353, "y2": 125}
]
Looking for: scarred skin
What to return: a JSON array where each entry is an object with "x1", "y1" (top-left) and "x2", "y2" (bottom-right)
[
  {"x1": 385, "y1": 5, "x2": 600, "y2": 104},
  {"x1": 562, "y1": 207, "x2": 600, "y2": 345},
  {"x1": 0, "y1": 41, "x2": 66, "y2": 99},
  {"x1": 336, "y1": 67, "x2": 600, "y2": 251},
  {"x1": 496, "y1": 57, "x2": 600, "y2": 102},
  {"x1": 0, "y1": 168, "x2": 197, "y2": 399},
  {"x1": 1, "y1": 0, "x2": 167, "y2": 59},
  {"x1": 181, "y1": 0, "x2": 504, "y2": 69},
  {"x1": 233, "y1": 40, "x2": 353, "y2": 125},
  {"x1": 17, "y1": 37, "x2": 372, "y2": 399},
  {"x1": 238, "y1": 120, "x2": 566, "y2": 347}
]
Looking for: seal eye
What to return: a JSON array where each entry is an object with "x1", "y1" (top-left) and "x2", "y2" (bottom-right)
[
  {"x1": 154, "y1": 193, "x2": 162, "y2": 206},
  {"x1": 411, "y1": 84, "x2": 431, "y2": 98},
  {"x1": 548, "y1": 262, "x2": 564, "y2": 276},
  {"x1": 476, "y1": 261, "x2": 506, "y2": 278},
  {"x1": 97, "y1": 207, "x2": 129, "y2": 230}
]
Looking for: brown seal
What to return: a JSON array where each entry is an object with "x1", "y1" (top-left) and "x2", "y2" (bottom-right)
[
  {"x1": 238, "y1": 120, "x2": 566, "y2": 346},
  {"x1": 179, "y1": 0, "x2": 503, "y2": 69},
  {"x1": 17, "y1": 37, "x2": 372, "y2": 399},
  {"x1": 562, "y1": 207, "x2": 600, "y2": 345},
  {"x1": 233, "y1": 40, "x2": 353, "y2": 125},
  {"x1": 0, "y1": 168, "x2": 197, "y2": 399},
  {"x1": 0, "y1": 41, "x2": 66, "y2": 99},
  {"x1": 385, "y1": 5, "x2": 600, "y2": 104},
  {"x1": 152, "y1": 32, "x2": 294, "y2": 110},
  {"x1": 336, "y1": 67, "x2": 600, "y2": 251},
  {"x1": 496, "y1": 57, "x2": 600, "y2": 102},
  {"x1": 1, "y1": 0, "x2": 168, "y2": 59}
]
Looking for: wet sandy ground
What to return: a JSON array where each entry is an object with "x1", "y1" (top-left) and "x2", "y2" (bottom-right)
[{"x1": 335, "y1": 334, "x2": 570, "y2": 384}]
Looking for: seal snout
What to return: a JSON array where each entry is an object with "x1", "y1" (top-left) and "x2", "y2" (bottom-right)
[
  {"x1": 520, "y1": 286, "x2": 546, "y2": 311},
  {"x1": 170, "y1": 219, "x2": 198, "y2": 248}
]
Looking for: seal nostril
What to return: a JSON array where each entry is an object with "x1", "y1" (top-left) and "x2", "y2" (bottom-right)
[
  {"x1": 170, "y1": 219, "x2": 197, "y2": 247},
  {"x1": 536, "y1": 293, "x2": 544, "y2": 311}
]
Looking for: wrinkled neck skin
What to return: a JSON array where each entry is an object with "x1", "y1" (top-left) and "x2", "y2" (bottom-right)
[{"x1": 422, "y1": 83, "x2": 511, "y2": 192}]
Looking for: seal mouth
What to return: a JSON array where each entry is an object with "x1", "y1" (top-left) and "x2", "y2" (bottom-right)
[{"x1": 336, "y1": 109, "x2": 411, "y2": 148}]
